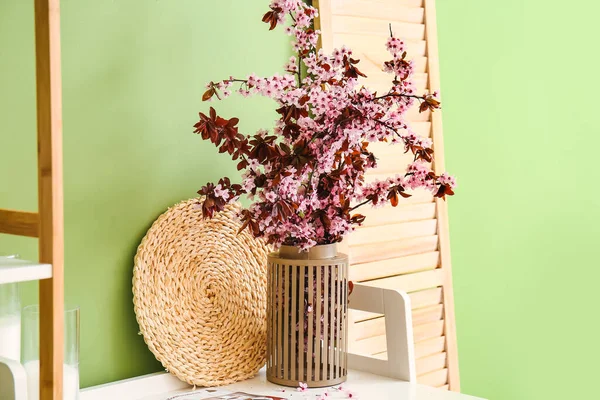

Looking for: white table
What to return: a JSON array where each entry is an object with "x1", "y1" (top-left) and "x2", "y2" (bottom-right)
[{"x1": 136, "y1": 369, "x2": 485, "y2": 400}]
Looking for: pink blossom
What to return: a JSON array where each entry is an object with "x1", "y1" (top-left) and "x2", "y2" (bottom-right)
[
  {"x1": 439, "y1": 172, "x2": 457, "y2": 188},
  {"x1": 297, "y1": 381, "x2": 308, "y2": 392},
  {"x1": 265, "y1": 191, "x2": 277, "y2": 202},
  {"x1": 213, "y1": 184, "x2": 230, "y2": 201},
  {"x1": 386, "y1": 37, "x2": 405, "y2": 55}
]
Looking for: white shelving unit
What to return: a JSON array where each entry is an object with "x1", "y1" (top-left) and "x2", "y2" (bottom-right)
[
  {"x1": 0, "y1": 256, "x2": 53, "y2": 400},
  {"x1": 0, "y1": 257, "x2": 52, "y2": 285}
]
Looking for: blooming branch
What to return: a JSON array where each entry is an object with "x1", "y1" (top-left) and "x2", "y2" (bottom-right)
[{"x1": 192, "y1": 0, "x2": 456, "y2": 250}]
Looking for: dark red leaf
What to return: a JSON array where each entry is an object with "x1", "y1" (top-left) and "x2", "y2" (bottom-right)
[
  {"x1": 237, "y1": 159, "x2": 249, "y2": 171},
  {"x1": 388, "y1": 191, "x2": 399, "y2": 207},
  {"x1": 202, "y1": 88, "x2": 215, "y2": 102}
]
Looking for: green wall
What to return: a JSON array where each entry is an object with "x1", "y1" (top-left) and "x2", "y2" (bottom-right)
[
  {"x1": 1, "y1": 0, "x2": 599, "y2": 398},
  {"x1": 437, "y1": 1, "x2": 600, "y2": 399}
]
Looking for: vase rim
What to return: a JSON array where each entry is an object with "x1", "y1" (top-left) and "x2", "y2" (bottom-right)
[{"x1": 279, "y1": 243, "x2": 338, "y2": 260}]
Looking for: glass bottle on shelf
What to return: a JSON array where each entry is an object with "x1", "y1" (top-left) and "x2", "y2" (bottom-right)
[{"x1": 22, "y1": 304, "x2": 80, "y2": 400}]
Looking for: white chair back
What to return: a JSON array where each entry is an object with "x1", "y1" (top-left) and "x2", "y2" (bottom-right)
[{"x1": 347, "y1": 283, "x2": 416, "y2": 383}]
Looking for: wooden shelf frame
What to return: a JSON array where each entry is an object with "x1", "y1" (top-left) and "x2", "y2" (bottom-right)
[{"x1": 0, "y1": 1, "x2": 65, "y2": 399}]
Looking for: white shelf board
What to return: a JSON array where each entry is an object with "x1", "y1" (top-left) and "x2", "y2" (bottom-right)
[
  {"x1": 0, "y1": 257, "x2": 52, "y2": 285},
  {"x1": 81, "y1": 369, "x2": 486, "y2": 400}
]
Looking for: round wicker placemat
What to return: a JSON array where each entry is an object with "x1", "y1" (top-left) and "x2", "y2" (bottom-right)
[{"x1": 133, "y1": 198, "x2": 270, "y2": 387}]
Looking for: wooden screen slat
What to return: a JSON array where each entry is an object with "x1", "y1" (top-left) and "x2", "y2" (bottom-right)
[
  {"x1": 362, "y1": 72, "x2": 429, "y2": 91},
  {"x1": 385, "y1": 0, "x2": 424, "y2": 7},
  {"x1": 332, "y1": 0, "x2": 424, "y2": 24},
  {"x1": 353, "y1": 303, "x2": 443, "y2": 344},
  {"x1": 414, "y1": 320, "x2": 444, "y2": 342},
  {"x1": 352, "y1": 333, "x2": 386, "y2": 355},
  {"x1": 349, "y1": 309, "x2": 380, "y2": 324},
  {"x1": 350, "y1": 235, "x2": 438, "y2": 264},
  {"x1": 356, "y1": 182, "x2": 434, "y2": 203},
  {"x1": 338, "y1": 0, "x2": 424, "y2": 7},
  {"x1": 333, "y1": 35, "x2": 427, "y2": 56},
  {"x1": 374, "y1": 336, "x2": 446, "y2": 361},
  {"x1": 407, "y1": 105, "x2": 431, "y2": 122},
  {"x1": 365, "y1": 168, "x2": 436, "y2": 186},
  {"x1": 358, "y1": 203, "x2": 436, "y2": 228},
  {"x1": 368, "y1": 144, "x2": 434, "y2": 177},
  {"x1": 363, "y1": 79, "x2": 429, "y2": 101},
  {"x1": 410, "y1": 287, "x2": 443, "y2": 309},
  {"x1": 332, "y1": 16, "x2": 426, "y2": 40},
  {"x1": 34, "y1": 1, "x2": 65, "y2": 400},
  {"x1": 368, "y1": 122, "x2": 432, "y2": 143},
  {"x1": 358, "y1": 76, "x2": 431, "y2": 99},
  {"x1": 418, "y1": 368, "x2": 448, "y2": 387},
  {"x1": 334, "y1": 36, "x2": 428, "y2": 73},
  {"x1": 0, "y1": 209, "x2": 40, "y2": 238},
  {"x1": 355, "y1": 319, "x2": 446, "y2": 370},
  {"x1": 349, "y1": 220, "x2": 437, "y2": 246},
  {"x1": 354, "y1": 317, "x2": 386, "y2": 341},
  {"x1": 352, "y1": 50, "x2": 428, "y2": 75},
  {"x1": 353, "y1": 303, "x2": 442, "y2": 341},
  {"x1": 415, "y1": 336, "x2": 446, "y2": 359},
  {"x1": 416, "y1": 352, "x2": 447, "y2": 375},
  {"x1": 366, "y1": 153, "x2": 430, "y2": 176},
  {"x1": 412, "y1": 304, "x2": 444, "y2": 325},
  {"x1": 362, "y1": 268, "x2": 445, "y2": 293},
  {"x1": 350, "y1": 251, "x2": 439, "y2": 282},
  {"x1": 367, "y1": 70, "x2": 429, "y2": 83},
  {"x1": 352, "y1": 286, "x2": 443, "y2": 324}
]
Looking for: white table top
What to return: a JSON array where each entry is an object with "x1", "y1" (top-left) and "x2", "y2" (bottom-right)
[{"x1": 139, "y1": 369, "x2": 485, "y2": 400}]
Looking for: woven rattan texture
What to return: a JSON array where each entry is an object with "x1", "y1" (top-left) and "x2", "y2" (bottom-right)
[{"x1": 133, "y1": 199, "x2": 270, "y2": 386}]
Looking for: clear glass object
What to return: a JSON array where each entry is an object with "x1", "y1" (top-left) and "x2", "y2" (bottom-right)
[
  {"x1": 0, "y1": 254, "x2": 22, "y2": 361},
  {"x1": 22, "y1": 305, "x2": 80, "y2": 400}
]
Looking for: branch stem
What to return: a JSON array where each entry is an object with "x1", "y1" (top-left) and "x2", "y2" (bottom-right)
[{"x1": 350, "y1": 198, "x2": 372, "y2": 212}]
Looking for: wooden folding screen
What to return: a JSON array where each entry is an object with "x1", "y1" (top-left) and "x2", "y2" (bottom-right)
[
  {"x1": 0, "y1": 1, "x2": 65, "y2": 399},
  {"x1": 314, "y1": 0, "x2": 459, "y2": 391}
]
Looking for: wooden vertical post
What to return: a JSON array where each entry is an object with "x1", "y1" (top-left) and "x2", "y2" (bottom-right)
[
  {"x1": 313, "y1": 0, "x2": 333, "y2": 52},
  {"x1": 34, "y1": 0, "x2": 64, "y2": 399},
  {"x1": 423, "y1": 0, "x2": 460, "y2": 392}
]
